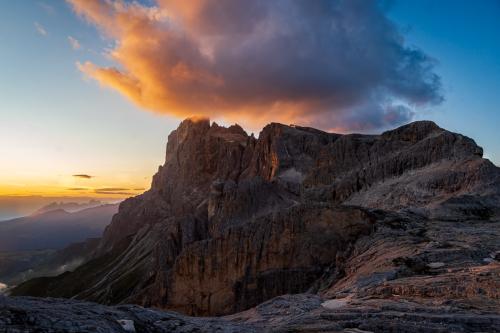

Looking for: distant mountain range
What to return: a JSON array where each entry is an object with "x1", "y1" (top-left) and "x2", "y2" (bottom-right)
[
  {"x1": 33, "y1": 200, "x2": 105, "y2": 215},
  {"x1": 0, "y1": 197, "x2": 118, "y2": 221},
  {"x1": 0, "y1": 204, "x2": 118, "y2": 252}
]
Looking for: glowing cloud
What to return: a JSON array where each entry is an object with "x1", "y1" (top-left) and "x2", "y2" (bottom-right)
[{"x1": 68, "y1": 0, "x2": 443, "y2": 131}]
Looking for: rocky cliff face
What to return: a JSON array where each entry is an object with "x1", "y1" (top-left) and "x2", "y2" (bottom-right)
[{"x1": 12, "y1": 118, "x2": 500, "y2": 319}]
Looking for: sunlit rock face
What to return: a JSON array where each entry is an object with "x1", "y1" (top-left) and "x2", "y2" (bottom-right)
[{"x1": 12, "y1": 118, "x2": 500, "y2": 316}]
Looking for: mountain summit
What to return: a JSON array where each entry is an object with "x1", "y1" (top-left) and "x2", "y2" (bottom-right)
[{"x1": 13, "y1": 119, "x2": 500, "y2": 320}]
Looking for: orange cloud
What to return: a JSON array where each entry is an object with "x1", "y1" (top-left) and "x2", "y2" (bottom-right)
[{"x1": 67, "y1": 0, "x2": 443, "y2": 132}]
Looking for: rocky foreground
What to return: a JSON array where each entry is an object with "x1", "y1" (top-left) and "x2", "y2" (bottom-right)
[
  {"x1": 4, "y1": 118, "x2": 500, "y2": 332},
  {"x1": 2, "y1": 286, "x2": 500, "y2": 332}
]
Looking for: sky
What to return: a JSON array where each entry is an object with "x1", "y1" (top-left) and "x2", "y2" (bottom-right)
[{"x1": 0, "y1": 0, "x2": 499, "y2": 204}]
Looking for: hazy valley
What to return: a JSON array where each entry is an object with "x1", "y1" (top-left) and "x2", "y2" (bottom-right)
[{"x1": 0, "y1": 202, "x2": 118, "y2": 291}]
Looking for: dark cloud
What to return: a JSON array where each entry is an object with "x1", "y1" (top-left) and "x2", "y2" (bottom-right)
[
  {"x1": 67, "y1": 187, "x2": 89, "y2": 191},
  {"x1": 69, "y1": 0, "x2": 443, "y2": 132},
  {"x1": 72, "y1": 174, "x2": 93, "y2": 179}
]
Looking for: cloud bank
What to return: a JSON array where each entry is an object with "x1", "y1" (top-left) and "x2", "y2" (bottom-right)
[{"x1": 68, "y1": 0, "x2": 443, "y2": 132}]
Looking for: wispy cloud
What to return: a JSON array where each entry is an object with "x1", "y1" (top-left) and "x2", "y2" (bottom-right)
[
  {"x1": 94, "y1": 190, "x2": 134, "y2": 195},
  {"x1": 68, "y1": 0, "x2": 443, "y2": 132},
  {"x1": 38, "y1": 2, "x2": 55, "y2": 15},
  {"x1": 68, "y1": 36, "x2": 81, "y2": 50},
  {"x1": 72, "y1": 174, "x2": 93, "y2": 179},
  {"x1": 64, "y1": 186, "x2": 144, "y2": 196},
  {"x1": 92, "y1": 187, "x2": 144, "y2": 195},
  {"x1": 34, "y1": 22, "x2": 47, "y2": 36},
  {"x1": 94, "y1": 187, "x2": 128, "y2": 192}
]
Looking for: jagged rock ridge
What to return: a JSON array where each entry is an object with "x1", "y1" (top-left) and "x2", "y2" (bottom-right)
[{"x1": 11, "y1": 118, "x2": 500, "y2": 319}]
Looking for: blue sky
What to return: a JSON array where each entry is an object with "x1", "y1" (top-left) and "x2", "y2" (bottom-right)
[
  {"x1": 387, "y1": 0, "x2": 500, "y2": 163},
  {"x1": 0, "y1": 1, "x2": 179, "y2": 196},
  {"x1": 0, "y1": 0, "x2": 498, "y2": 199}
]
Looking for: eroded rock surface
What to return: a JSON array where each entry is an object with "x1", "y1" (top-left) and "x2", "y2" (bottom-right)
[
  {"x1": 0, "y1": 296, "x2": 255, "y2": 333},
  {"x1": 2, "y1": 292, "x2": 500, "y2": 333}
]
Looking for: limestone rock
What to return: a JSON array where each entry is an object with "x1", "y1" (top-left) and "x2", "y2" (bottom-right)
[{"x1": 11, "y1": 118, "x2": 500, "y2": 320}]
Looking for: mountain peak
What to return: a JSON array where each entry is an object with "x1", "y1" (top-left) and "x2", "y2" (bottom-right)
[
  {"x1": 14, "y1": 119, "x2": 500, "y2": 317},
  {"x1": 382, "y1": 120, "x2": 442, "y2": 141}
]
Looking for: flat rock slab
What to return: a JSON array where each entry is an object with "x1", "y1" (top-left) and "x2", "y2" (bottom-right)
[
  {"x1": 427, "y1": 262, "x2": 445, "y2": 269},
  {"x1": 322, "y1": 298, "x2": 350, "y2": 310}
]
